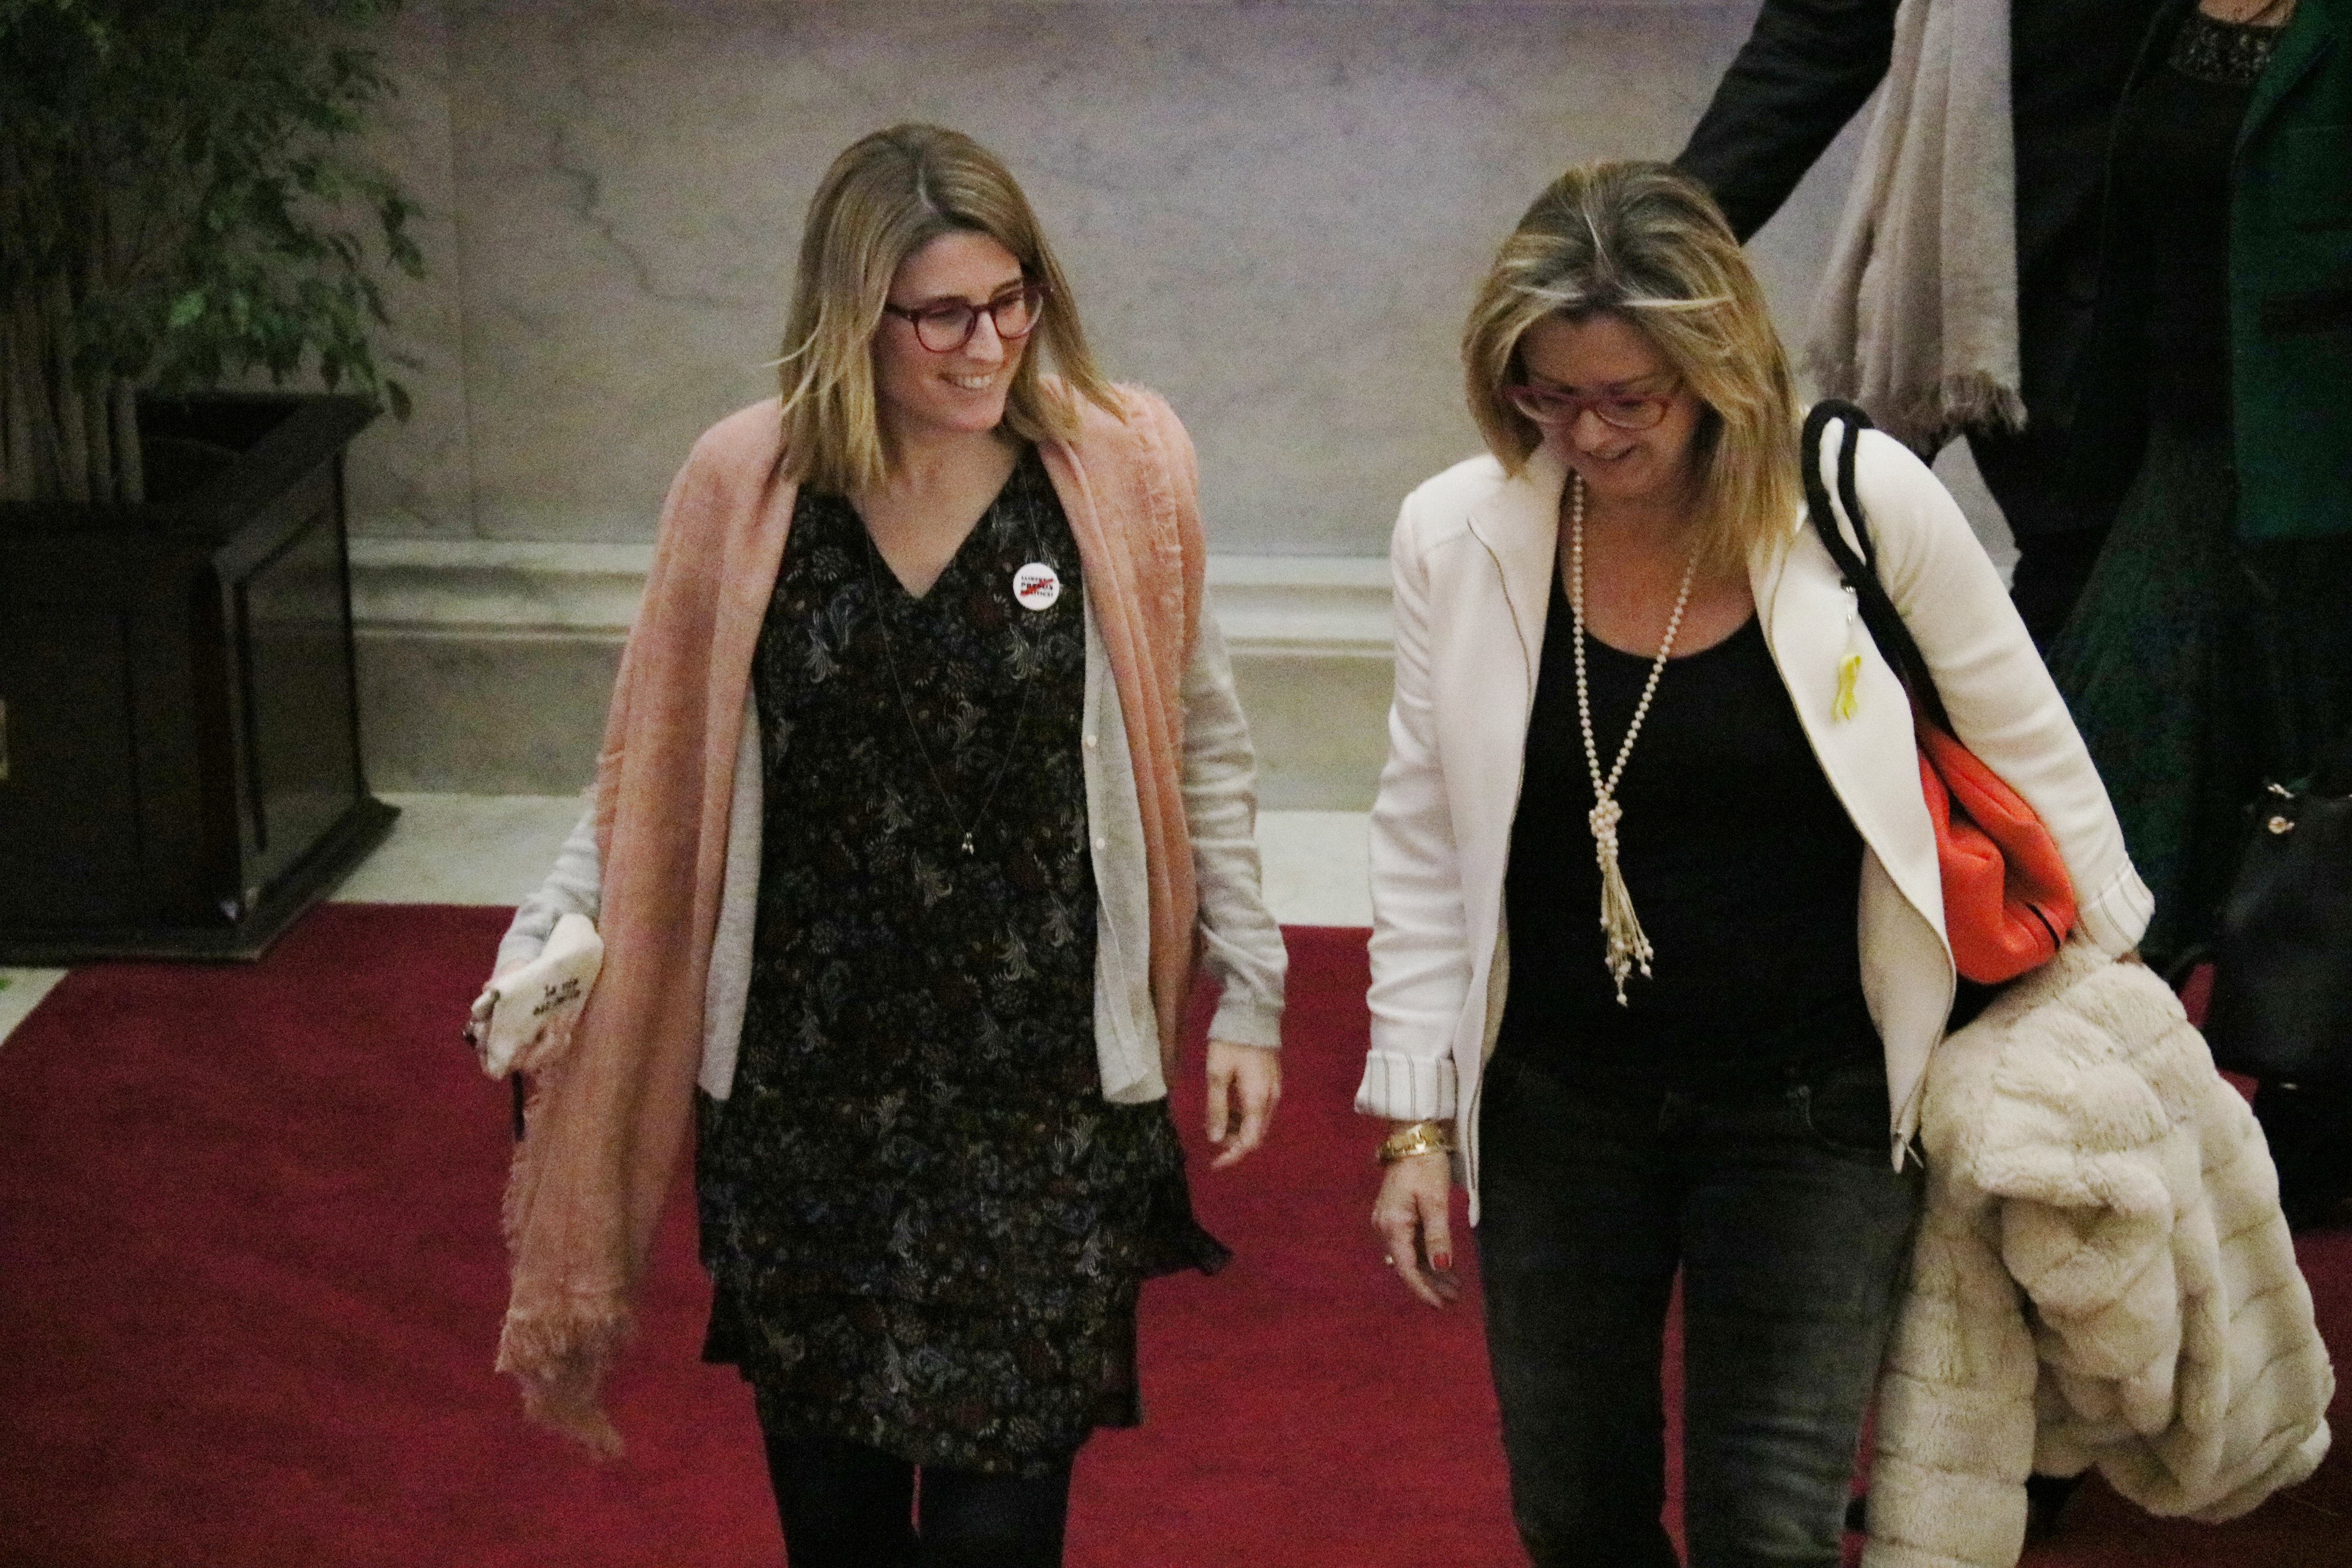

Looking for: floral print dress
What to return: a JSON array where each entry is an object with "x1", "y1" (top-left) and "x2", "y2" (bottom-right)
[{"x1": 695, "y1": 447, "x2": 1226, "y2": 1477}]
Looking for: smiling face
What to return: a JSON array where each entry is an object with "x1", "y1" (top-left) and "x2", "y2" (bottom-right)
[
  {"x1": 872, "y1": 228, "x2": 1030, "y2": 448},
  {"x1": 1516, "y1": 311, "x2": 1706, "y2": 510}
]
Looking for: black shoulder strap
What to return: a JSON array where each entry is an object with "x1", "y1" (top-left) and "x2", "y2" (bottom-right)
[{"x1": 1798, "y1": 399, "x2": 1952, "y2": 734}]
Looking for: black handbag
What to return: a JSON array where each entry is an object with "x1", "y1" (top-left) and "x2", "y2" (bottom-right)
[{"x1": 2202, "y1": 777, "x2": 2352, "y2": 1084}]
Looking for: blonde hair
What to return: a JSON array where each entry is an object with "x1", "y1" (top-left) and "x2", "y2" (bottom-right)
[
  {"x1": 776, "y1": 124, "x2": 1118, "y2": 494},
  {"x1": 1462, "y1": 161, "x2": 1803, "y2": 577}
]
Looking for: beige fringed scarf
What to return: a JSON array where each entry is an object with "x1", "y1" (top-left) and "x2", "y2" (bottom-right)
[
  {"x1": 1807, "y1": 0, "x2": 2028, "y2": 451},
  {"x1": 494, "y1": 383, "x2": 1208, "y2": 1455}
]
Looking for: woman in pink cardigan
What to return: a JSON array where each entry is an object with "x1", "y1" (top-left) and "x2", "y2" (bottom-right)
[{"x1": 478, "y1": 124, "x2": 1286, "y2": 1567}]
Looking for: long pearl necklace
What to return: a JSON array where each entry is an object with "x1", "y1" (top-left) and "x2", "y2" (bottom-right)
[{"x1": 1568, "y1": 472, "x2": 1701, "y2": 1005}]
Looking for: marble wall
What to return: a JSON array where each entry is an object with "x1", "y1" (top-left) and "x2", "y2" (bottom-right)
[
  {"x1": 345, "y1": 1, "x2": 1966, "y2": 803},
  {"x1": 351, "y1": 0, "x2": 1874, "y2": 552}
]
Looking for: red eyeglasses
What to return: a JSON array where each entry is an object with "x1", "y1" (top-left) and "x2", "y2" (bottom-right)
[
  {"x1": 884, "y1": 281, "x2": 1046, "y2": 353},
  {"x1": 1503, "y1": 375, "x2": 1683, "y2": 431}
]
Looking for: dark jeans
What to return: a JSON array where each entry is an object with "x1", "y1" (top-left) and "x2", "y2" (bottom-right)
[
  {"x1": 1476, "y1": 1048, "x2": 1925, "y2": 1568},
  {"x1": 758, "y1": 1428, "x2": 1074, "y2": 1568},
  {"x1": 1966, "y1": 419, "x2": 2110, "y2": 650}
]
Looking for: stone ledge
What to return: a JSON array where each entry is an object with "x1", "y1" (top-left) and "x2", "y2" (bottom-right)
[
  {"x1": 349, "y1": 539, "x2": 1395, "y2": 804},
  {"x1": 347, "y1": 537, "x2": 1395, "y2": 658},
  {"x1": 1204, "y1": 556, "x2": 1392, "y2": 659},
  {"x1": 347, "y1": 540, "x2": 655, "y2": 641}
]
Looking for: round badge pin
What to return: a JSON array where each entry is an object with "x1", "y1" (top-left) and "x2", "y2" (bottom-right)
[{"x1": 1012, "y1": 562, "x2": 1062, "y2": 611}]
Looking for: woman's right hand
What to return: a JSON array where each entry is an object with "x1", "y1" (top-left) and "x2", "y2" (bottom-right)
[
  {"x1": 463, "y1": 981, "x2": 501, "y2": 1062},
  {"x1": 1371, "y1": 1146, "x2": 1461, "y2": 1308}
]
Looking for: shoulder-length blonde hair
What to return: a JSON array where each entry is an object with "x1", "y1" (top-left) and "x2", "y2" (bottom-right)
[
  {"x1": 1462, "y1": 161, "x2": 1802, "y2": 577},
  {"x1": 777, "y1": 124, "x2": 1118, "y2": 495}
]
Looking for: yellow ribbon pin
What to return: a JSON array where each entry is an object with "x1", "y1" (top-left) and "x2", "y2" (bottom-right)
[
  {"x1": 1833, "y1": 651, "x2": 1863, "y2": 722},
  {"x1": 1832, "y1": 586, "x2": 1866, "y2": 722}
]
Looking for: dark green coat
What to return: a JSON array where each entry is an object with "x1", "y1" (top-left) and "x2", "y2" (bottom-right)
[{"x1": 2075, "y1": 0, "x2": 2352, "y2": 540}]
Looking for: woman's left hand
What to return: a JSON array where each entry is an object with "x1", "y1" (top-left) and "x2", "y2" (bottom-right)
[{"x1": 1205, "y1": 1039, "x2": 1281, "y2": 1169}]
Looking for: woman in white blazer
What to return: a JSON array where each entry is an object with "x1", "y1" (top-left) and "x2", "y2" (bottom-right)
[{"x1": 1357, "y1": 162, "x2": 2152, "y2": 1567}]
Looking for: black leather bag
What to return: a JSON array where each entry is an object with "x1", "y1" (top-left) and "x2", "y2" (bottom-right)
[{"x1": 2202, "y1": 780, "x2": 2352, "y2": 1084}]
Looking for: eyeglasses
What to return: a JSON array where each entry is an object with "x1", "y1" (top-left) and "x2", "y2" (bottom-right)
[
  {"x1": 883, "y1": 281, "x2": 1046, "y2": 353},
  {"x1": 1502, "y1": 377, "x2": 1682, "y2": 431}
]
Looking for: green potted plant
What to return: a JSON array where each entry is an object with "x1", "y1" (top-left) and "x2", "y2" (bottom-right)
[{"x1": 0, "y1": 0, "x2": 426, "y2": 961}]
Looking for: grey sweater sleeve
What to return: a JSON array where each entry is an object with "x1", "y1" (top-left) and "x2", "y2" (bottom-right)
[
  {"x1": 494, "y1": 797, "x2": 602, "y2": 977},
  {"x1": 1183, "y1": 598, "x2": 1288, "y2": 1049}
]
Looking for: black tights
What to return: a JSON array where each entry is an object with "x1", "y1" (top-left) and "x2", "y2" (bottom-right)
[{"x1": 759, "y1": 1428, "x2": 1073, "y2": 1568}]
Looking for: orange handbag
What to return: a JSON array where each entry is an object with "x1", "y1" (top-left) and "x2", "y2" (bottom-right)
[{"x1": 1803, "y1": 401, "x2": 2077, "y2": 985}]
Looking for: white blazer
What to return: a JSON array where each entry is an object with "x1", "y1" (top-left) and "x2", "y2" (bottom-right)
[{"x1": 1354, "y1": 427, "x2": 2154, "y2": 1220}]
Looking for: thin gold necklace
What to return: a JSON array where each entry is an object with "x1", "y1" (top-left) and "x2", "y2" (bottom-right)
[{"x1": 1567, "y1": 472, "x2": 1702, "y2": 1004}]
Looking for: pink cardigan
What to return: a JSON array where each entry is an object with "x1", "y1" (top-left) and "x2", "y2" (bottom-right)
[{"x1": 496, "y1": 383, "x2": 1211, "y2": 1453}]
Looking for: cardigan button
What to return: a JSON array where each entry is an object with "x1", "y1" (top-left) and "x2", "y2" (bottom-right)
[{"x1": 1083, "y1": 732, "x2": 1098, "y2": 749}]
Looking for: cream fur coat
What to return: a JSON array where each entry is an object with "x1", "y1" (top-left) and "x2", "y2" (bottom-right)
[{"x1": 1864, "y1": 940, "x2": 2335, "y2": 1566}]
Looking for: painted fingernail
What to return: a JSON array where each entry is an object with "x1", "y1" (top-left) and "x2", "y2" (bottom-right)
[{"x1": 1433, "y1": 1252, "x2": 1451, "y2": 1271}]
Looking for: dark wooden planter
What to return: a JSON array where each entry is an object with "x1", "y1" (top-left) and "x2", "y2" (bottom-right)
[{"x1": 0, "y1": 393, "x2": 399, "y2": 962}]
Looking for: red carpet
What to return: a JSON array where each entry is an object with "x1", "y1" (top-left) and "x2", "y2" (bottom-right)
[{"x1": 1, "y1": 906, "x2": 2344, "y2": 1566}]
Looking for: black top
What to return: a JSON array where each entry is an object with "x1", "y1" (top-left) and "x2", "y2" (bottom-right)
[
  {"x1": 1497, "y1": 568, "x2": 1875, "y2": 1087},
  {"x1": 2063, "y1": 0, "x2": 2309, "y2": 516},
  {"x1": 2109, "y1": 9, "x2": 2282, "y2": 434}
]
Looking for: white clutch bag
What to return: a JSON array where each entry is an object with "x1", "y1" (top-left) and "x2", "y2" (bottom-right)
[{"x1": 472, "y1": 913, "x2": 605, "y2": 1079}]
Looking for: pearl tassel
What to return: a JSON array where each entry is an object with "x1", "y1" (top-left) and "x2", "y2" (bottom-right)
[
  {"x1": 1587, "y1": 793, "x2": 1653, "y2": 1003},
  {"x1": 1569, "y1": 473, "x2": 1701, "y2": 1006}
]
